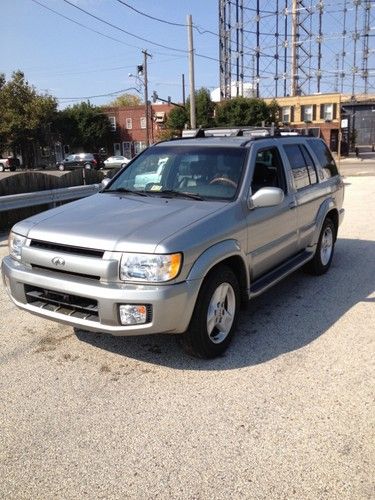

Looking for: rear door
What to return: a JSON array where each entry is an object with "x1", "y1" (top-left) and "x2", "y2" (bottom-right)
[
  {"x1": 246, "y1": 143, "x2": 298, "y2": 280},
  {"x1": 282, "y1": 140, "x2": 330, "y2": 250}
]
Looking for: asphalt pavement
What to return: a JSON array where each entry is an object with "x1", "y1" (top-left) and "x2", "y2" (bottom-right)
[{"x1": 0, "y1": 176, "x2": 374, "y2": 499}]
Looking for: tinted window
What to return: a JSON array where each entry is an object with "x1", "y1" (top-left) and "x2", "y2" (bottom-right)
[
  {"x1": 284, "y1": 144, "x2": 310, "y2": 190},
  {"x1": 252, "y1": 148, "x2": 287, "y2": 194},
  {"x1": 300, "y1": 145, "x2": 318, "y2": 184},
  {"x1": 309, "y1": 140, "x2": 338, "y2": 178}
]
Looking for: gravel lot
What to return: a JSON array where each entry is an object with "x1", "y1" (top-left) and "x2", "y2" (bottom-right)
[{"x1": 0, "y1": 176, "x2": 374, "y2": 499}]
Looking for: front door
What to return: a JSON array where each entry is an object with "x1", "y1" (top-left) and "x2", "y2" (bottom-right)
[{"x1": 246, "y1": 145, "x2": 298, "y2": 280}]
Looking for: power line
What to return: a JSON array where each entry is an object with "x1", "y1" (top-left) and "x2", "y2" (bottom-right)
[
  {"x1": 62, "y1": 0, "x2": 187, "y2": 53},
  {"x1": 57, "y1": 86, "x2": 141, "y2": 101},
  {"x1": 30, "y1": 0, "x2": 141, "y2": 50},
  {"x1": 114, "y1": 0, "x2": 186, "y2": 27}
]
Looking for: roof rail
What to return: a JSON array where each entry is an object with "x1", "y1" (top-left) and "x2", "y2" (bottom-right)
[{"x1": 181, "y1": 126, "x2": 284, "y2": 139}]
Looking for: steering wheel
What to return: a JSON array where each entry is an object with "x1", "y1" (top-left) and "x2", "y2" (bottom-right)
[{"x1": 209, "y1": 177, "x2": 237, "y2": 189}]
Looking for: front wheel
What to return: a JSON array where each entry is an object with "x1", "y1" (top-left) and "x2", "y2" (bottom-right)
[
  {"x1": 58, "y1": 164, "x2": 65, "y2": 171},
  {"x1": 305, "y1": 217, "x2": 336, "y2": 275},
  {"x1": 84, "y1": 163, "x2": 92, "y2": 170},
  {"x1": 0, "y1": 165, "x2": 4, "y2": 172},
  {"x1": 180, "y1": 265, "x2": 240, "y2": 358}
]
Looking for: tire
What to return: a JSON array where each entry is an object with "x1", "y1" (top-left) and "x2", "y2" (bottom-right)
[
  {"x1": 84, "y1": 163, "x2": 92, "y2": 170},
  {"x1": 0, "y1": 165, "x2": 4, "y2": 172},
  {"x1": 180, "y1": 265, "x2": 240, "y2": 358},
  {"x1": 58, "y1": 164, "x2": 65, "y2": 171},
  {"x1": 305, "y1": 217, "x2": 336, "y2": 275}
]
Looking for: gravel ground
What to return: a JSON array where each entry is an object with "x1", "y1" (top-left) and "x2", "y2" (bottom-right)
[{"x1": 0, "y1": 176, "x2": 374, "y2": 499}]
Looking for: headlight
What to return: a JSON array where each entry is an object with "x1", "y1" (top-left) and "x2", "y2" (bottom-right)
[
  {"x1": 8, "y1": 232, "x2": 27, "y2": 261},
  {"x1": 120, "y1": 253, "x2": 182, "y2": 282}
]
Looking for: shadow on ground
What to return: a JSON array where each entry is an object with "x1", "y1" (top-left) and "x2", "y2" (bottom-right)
[{"x1": 75, "y1": 237, "x2": 374, "y2": 370}]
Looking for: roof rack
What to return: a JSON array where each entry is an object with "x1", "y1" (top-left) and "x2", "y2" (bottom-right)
[{"x1": 180, "y1": 126, "x2": 303, "y2": 139}]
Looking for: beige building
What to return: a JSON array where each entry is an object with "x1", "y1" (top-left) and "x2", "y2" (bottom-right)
[{"x1": 265, "y1": 93, "x2": 375, "y2": 152}]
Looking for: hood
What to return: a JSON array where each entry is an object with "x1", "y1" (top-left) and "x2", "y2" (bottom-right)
[{"x1": 14, "y1": 193, "x2": 227, "y2": 253}]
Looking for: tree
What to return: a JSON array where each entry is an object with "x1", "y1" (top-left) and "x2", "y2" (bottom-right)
[
  {"x1": 166, "y1": 106, "x2": 188, "y2": 132},
  {"x1": 268, "y1": 99, "x2": 280, "y2": 124},
  {"x1": 0, "y1": 71, "x2": 57, "y2": 165},
  {"x1": 215, "y1": 97, "x2": 270, "y2": 127},
  {"x1": 186, "y1": 87, "x2": 215, "y2": 128},
  {"x1": 53, "y1": 102, "x2": 113, "y2": 152},
  {"x1": 107, "y1": 93, "x2": 142, "y2": 107}
]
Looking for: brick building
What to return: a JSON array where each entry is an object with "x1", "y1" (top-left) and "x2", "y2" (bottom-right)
[{"x1": 103, "y1": 103, "x2": 173, "y2": 158}]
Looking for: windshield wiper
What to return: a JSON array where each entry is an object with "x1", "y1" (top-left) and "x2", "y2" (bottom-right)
[
  {"x1": 158, "y1": 190, "x2": 204, "y2": 201},
  {"x1": 104, "y1": 188, "x2": 149, "y2": 197}
]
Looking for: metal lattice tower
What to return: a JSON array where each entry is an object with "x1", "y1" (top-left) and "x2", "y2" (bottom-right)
[{"x1": 218, "y1": 0, "x2": 375, "y2": 100}]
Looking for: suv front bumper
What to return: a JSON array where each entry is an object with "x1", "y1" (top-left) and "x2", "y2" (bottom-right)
[{"x1": 1, "y1": 256, "x2": 201, "y2": 336}]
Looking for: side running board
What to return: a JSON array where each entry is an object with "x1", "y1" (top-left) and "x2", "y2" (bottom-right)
[{"x1": 250, "y1": 250, "x2": 313, "y2": 298}]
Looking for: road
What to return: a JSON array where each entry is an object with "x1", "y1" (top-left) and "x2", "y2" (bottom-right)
[{"x1": 0, "y1": 177, "x2": 374, "y2": 499}]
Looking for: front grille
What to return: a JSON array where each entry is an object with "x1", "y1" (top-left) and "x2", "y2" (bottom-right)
[
  {"x1": 25, "y1": 285, "x2": 99, "y2": 322},
  {"x1": 31, "y1": 265, "x2": 101, "y2": 281},
  {"x1": 29, "y1": 240, "x2": 104, "y2": 258}
]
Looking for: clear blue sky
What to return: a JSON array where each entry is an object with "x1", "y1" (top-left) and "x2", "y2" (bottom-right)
[{"x1": 2, "y1": 0, "x2": 219, "y2": 107}]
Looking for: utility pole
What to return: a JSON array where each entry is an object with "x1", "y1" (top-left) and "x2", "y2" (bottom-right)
[
  {"x1": 187, "y1": 14, "x2": 196, "y2": 129},
  {"x1": 142, "y1": 49, "x2": 152, "y2": 147},
  {"x1": 182, "y1": 73, "x2": 186, "y2": 106}
]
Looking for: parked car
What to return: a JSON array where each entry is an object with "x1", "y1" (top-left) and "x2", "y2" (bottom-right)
[
  {"x1": 56, "y1": 153, "x2": 102, "y2": 171},
  {"x1": 2, "y1": 130, "x2": 344, "y2": 358},
  {"x1": 0, "y1": 157, "x2": 20, "y2": 172},
  {"x1": 103, "y1": 155, "x2": 130, "y2": 169}
]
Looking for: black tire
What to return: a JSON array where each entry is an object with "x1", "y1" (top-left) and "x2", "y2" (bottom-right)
[
  {"x1": 58, "y1": 164, "x2": 65, "y2": 171},
  {"x1": 305, "y1": 217, "x2": 336, "y2": 275},
  {"x1": 0, "y1": 165, "x2": 4, "y2": 172},
  {"x1": 180, "y1": 265, "x2": 240, "y2": 358},
  {"x1": 84, "y1": 163, "x2": 92, "y2": 170}
]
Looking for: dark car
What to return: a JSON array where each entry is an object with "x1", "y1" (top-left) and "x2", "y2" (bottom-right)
[{"x1": 56, "y1": 153, "x2": 102, "y2": 171}]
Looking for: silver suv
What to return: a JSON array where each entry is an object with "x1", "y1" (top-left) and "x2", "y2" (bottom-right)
[{"x1": 2, "y1": 130, "x2": 345, "y2": 358}]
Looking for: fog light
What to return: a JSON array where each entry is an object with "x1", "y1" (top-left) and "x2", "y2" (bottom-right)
[{"x1": 119, "y1": 304, "x2": 147, "y2": 325}]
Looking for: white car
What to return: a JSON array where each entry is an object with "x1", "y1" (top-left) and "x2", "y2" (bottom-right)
[{"x1": 103, "y1": 156, "x2": 130, "y2": 169}]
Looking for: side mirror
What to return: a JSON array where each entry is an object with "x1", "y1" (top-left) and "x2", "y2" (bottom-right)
[
  {"x1": 248, "y1": 187, "x2": 284, "y2": 209},
  {"x1": 100, "y1": 178, "x2": 111, "y2": 191}
]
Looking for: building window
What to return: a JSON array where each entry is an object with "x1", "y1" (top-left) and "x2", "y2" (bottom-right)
[
  {"x1": 302, "y1": 105, "x2": 313, "y2": 122},
  {"x1": 122, "y1": 141, "x2": 132, "y2": 159},
  {"x1": 109, "y1": 116, "x2": 116, "y2": 131},
  {"x1": 323, "y1": 104, "x2": 333, "y2": 121},
  {"x1": 282, "y1": 106, "x2": 291, "y2": 123},
  {"x1": 134, "y1": 141, "x2": 146, "y2": 155},
  {"x1": 140, "y1": 117, "x2": 146, "y2": 129},
  {"x1": 126, "y1": 118, "x2": 132, "y2": 130}
]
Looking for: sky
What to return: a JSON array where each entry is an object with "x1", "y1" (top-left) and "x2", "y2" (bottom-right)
[{"x1": 2, "y1": 0, "x2": 219, "y2": 108}]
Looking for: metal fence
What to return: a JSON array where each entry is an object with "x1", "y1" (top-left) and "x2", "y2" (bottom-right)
[{"x1": 0, "y1": 184, "x2": 100, "y2": 213}]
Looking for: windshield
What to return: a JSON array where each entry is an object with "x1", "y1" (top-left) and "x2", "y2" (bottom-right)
[{"x1": 105, "y1": 145, "x2": 247, "y2": 200}]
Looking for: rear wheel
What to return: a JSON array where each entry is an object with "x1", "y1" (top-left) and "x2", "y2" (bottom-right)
[
  {"x1": 0, "y1": 165, "x2": 4, "y2": 172},
  {"x1": 305, "y1": 217, "x2": 336, "y2": 275},
  {"x1": 180, "y1": 265, "x2": 240, "y2": 358},
  {"x1": 84, "y1": 163, "x2": 92, "y2": 170},
  {"x1": 58, "y1": 164, "x2": 65, "y2": 171}
]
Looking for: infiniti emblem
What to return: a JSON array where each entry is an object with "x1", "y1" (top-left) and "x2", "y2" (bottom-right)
[{"x1": 52, "y1": 256, "x2": 65, "y2": 266}]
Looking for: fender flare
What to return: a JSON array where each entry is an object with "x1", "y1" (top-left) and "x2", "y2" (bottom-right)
[
  {"x1": 187, "y1": 239, "x2": 249, "y2": 291},
  {"x1": 311, "y1": 197, "x2": 338, "y2": 247}
]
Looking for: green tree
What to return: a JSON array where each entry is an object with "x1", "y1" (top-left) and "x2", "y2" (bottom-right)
[
  {"x1": 268, "y1": 99, "x2": 280, "y2": 124},
  {"x1": 185, "y1": 87, "x2": 215, "y2": 128},
  {"x1": 215, "y1": 97, "x2": 270, "y2": 127},
  {"x1": 0, "y1": 71, "x2": 57, "y2": 165},
  {"x1": 107, "y1": 93, "x2": 141, "y2": 107},
  {"x1": 166, "y1": 106, "x2": 188, "y2": 132},
  {"x1": 53, "y1": 102, "x2": 113, "y2": 152}
]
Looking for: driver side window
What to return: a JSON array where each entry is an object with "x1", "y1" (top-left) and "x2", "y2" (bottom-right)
[{"x1": 251, "y1": 147, "x2": 286, "y2": 194}]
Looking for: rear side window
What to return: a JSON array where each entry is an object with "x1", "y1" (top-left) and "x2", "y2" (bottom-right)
[
  {"x1": 308, "y1": 140, "x2": 338, "y2": 178},
  {"x1": 283, "y1": 144, "x2": 311, "y2": 190}
]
